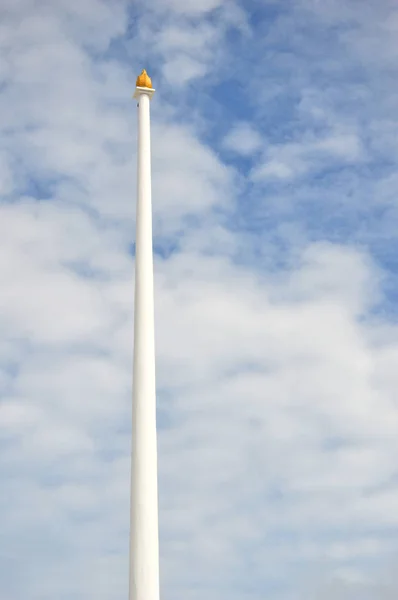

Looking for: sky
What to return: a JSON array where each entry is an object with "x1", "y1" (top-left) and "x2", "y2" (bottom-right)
[{"x1": 1, "y1": 0, "x2": 398, "y2": 598}]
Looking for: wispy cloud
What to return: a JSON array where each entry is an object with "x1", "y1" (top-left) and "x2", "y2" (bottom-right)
[{"x1": 223, "y1": 121, "x2": 263, "y2": 156}]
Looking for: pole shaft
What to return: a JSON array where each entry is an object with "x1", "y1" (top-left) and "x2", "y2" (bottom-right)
[{"x1": 129, "y1": 90, "x2": 159, "y2": 600}]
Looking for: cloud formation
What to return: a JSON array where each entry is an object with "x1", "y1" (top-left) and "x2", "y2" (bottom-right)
[{"x1": 1, "y1": 1, "x2": 398, "y2": 600}]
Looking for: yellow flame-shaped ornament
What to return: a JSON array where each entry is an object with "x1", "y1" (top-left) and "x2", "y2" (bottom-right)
[{"x1": 136, "y1": 69, "x2": 153, "y2": 89}]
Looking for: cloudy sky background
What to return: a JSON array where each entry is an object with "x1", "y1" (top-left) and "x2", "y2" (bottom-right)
[{"x1": 1, "y1": 0, "x2": 398, "y2": 598}]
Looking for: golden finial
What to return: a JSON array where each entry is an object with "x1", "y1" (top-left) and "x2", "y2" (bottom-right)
[{"x1": 136, "y1": 69, "x2": 153, "y2": 89}]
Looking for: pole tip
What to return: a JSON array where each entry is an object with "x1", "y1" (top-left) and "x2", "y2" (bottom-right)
[{"x1": 136, "y1": 69, "x2": 153, "y2": 89}]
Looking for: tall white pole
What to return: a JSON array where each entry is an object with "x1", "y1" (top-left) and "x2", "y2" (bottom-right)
[{"x1": 129, "y1": 71, "x2": 159, "y2": 600}]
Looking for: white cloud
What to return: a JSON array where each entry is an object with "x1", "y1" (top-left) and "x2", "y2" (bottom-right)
[
  {"x1": 223, "y1": 121, "x2": 263, "y2": 156},
  {"x1": 148, "y1": 0, "x2": 223, "y2": 16},
  {"x1": 136, "y1": 0, "x2": 250, "y2": 88},
  {"x1": 252, "y1": 130, "x2": 363, "y2": 181},
  {"x1": 152, "y1": 122, "x2": 233, "y2": 224},
  {"x1": 157, "y1": 22, "x2": 219, "y2": 55},
  {"x1": 162, "y1": 55, "x2": 208, "y2": 86}
]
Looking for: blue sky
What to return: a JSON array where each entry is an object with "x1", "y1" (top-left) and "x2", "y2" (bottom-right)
[{"x1": 1, "y1": 0, "x2": 398, "y2": 598}]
